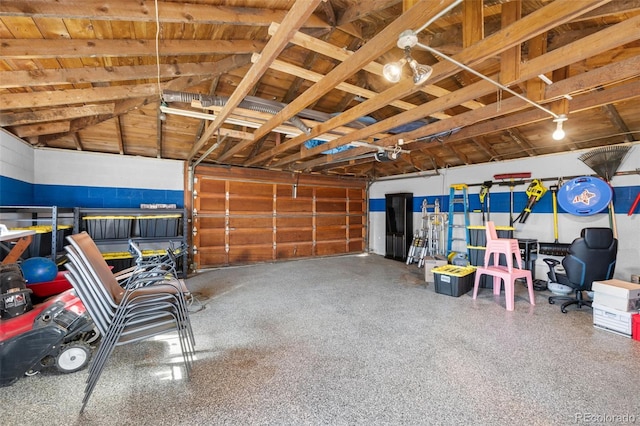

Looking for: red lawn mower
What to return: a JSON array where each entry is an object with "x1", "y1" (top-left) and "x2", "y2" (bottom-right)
[{"x1": 0, "y1": 263, "x2": 98, "y2": 387}]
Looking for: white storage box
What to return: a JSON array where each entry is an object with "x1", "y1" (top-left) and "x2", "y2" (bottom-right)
[
  {"x1": 593, "y1": 292, "x2": 640, "y2": 312},
  {"x1": 592, "y1": 279, "x2": 640, "y2": 312},
  {"x1": 592, "y1": 302, "x2": 637, "y2": 337}
]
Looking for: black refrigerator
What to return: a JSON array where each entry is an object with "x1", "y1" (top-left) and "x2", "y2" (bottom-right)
[{"x1": 385, "y1": 193, "x2": 413, "y2": 261}]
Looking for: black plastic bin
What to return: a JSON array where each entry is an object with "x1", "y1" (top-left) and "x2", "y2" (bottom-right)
[
  {"x1": 83, "y1": 216, "x2": 134, "y2": 240},
  {"x1": 136, "y1": 214, "x2": 181, "y2": 238}
]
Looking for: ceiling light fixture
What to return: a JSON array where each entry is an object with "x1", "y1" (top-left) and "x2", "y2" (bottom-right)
[
  {"x1": 552, "y1": 114, "x2": 567, "y2": 140},
  {"x1": 385, "y1": 25, "x2": 569, "y2": 141},
  {"x1": 383, "y1": 31, "x2": 432, "y2": 85}
]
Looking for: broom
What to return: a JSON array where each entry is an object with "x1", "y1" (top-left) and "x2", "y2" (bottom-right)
[{"x1": 578, "y1": 145, "x2": 632, "y2": 238}]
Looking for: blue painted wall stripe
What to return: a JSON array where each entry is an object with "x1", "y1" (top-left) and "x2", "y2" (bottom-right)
[
  {"x1": 1, "y1": 178, "x2": 183, "y2": 208},
  {"x1": 369, "y1": 185, "x2": 640, "y2": 215},
  {"x1": 0, "y1": 175, "x2": 33, "y2": 205}
]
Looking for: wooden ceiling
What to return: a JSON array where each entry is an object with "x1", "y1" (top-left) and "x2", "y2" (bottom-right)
[{"x1": 1, "y1": 0, "x2": 639, "y2": 179}]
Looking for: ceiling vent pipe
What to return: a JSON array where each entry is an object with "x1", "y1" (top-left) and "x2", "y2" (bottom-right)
[{"x1": 162, "y1": 90, "x2": 311, "y2": 134}]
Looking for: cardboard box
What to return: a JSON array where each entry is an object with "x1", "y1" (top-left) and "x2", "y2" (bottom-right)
[
  {"x1": 592, "y1": 302, "x2": 637, "y2": 337},
  {"x1": 432, "y1": 265, "x2": 476, "y2": 297},
  {"x1": 592, "y1": 279, "x2": 640, "y2": 298},
  {"x1": 592, "y1": 279, "x2": 640, "y2": 312},
  {"x1": 424, "y1": 256, "x2": 447, "y2": 283}
]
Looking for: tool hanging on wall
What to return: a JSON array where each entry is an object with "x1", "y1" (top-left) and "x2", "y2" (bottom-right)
[
  {"x1": 514, "y1": 179, "x2": 547, "y2": 224},
  {"x1": 538, "y1": 181, "x2": 571, "y2": 256},
  {"x1": 628, "y1": 192, "x2": 640, "y2": 216},
  {"x1": 478, "y1": 181, "x2": 492, "y2": 224},
  {"x1": 494, "y1": 172, "x2": 531, "y2": 226}
]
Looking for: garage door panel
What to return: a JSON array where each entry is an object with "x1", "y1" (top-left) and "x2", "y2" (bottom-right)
[
  {"x1": 277, "y1": 228, "x2": 313, "y2": 243},
  {"x1": 316, "y1": 215, "x2": 346, "y2": 226},
  {"x1": 198, "y1": 229, "x2": 226, "y2": 246},
  {"x1": 230, "y1": 229, "x2": 273, "y2": 245},
  {"x1": 229, "y1": 245, "x2": 273, "y2": 263},
  {"x1": 229, "y1": 216, "x2": 272, "y2": 229},
  {"x1": 194, "y1": 166, "x2": 366, "y2": 268},
  {"x1": 276, "y1": 242, "x2": 313, "y2": 259},
  {"x1": 198, "y1": 197, "x2": 226, "y2": 212},
  {"x1": 277, "y1": 198, "x2": 313, "y2": 212},
  {"x1": 229, "y1": 197, "x2": 272, "y2": 213},
  {"x1": 316, "y1": 241, "x2": 347, "y2": 256},
  {"x1": 316, "y1": 201, "x2": 347, "y2": 212}
]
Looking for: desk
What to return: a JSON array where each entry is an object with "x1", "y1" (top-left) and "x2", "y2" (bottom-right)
[{"x1": 0, "y1": 229, "x2": 35, "y2": 264}]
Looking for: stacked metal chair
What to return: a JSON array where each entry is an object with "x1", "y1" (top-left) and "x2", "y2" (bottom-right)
[{"x1": 63, "y1": 232, "x2": 195, "y2": 412}]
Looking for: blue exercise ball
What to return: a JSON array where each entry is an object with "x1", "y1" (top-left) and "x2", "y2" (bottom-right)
[{"x1": 20, "y1": 257, "x2": 58, "y2": 284}]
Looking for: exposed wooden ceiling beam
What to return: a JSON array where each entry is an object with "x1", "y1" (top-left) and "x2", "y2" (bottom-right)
[
  {"x1": 305, "y1": 77, "x2": 640, "y2": 172},
  {"x1": 338, "y1": 0, "x2": 400, "y2": 26},
  {"x1": 520, "y1": 14, "x2": 640, "y2": 78},
  {"x1": 444, "y1": 55, "x2": 640, "y2": 144},
  {"x1": 571, "y1": 0, "x2": 640, "y2": 21},
  {"x1": 263, "y1": 56, "x2": 448, "y2": 118},
  {"x1": 34, "y1": 74, "x2": 212, "y2": 143},
  {"x1": 0, "y1": 39, "x2": 263, "y2": 59},
  {"x1": 280, "y1": 0, "x2": 613, "y2": 169},
  {"x1": 420, "y1": 80, "x2": 640, "y2": 154},
  {"x1": 499, "y1": 0, "x2": 522, "y2": 86},
  {"x1": 269, "y1": 21, "x2": 485, "y2": 110},
  {"x1": 187, "y1": 0, "x2": 324, "y2": 162},
  {"x1": 0, "y1": 1, "x2": 330, "y2": 28},
  {"x1": 241, "y1": 1, "x2": 462, "y2": 166},
  {"x1": 506, "y1": 128, "x2": 536, "y2": 157},
  {"x1": 115, "y1": 115, "x2": 125, "y2": 155},
  {"x1": 246, "y1": 0, "x2": 461, "y2": 147},
  {"x1": 471, "y1": 136, "x2": 498, "y2": 161},
  {"x1": 545, "y1": 56, "x2": 640, "y2": 102},
  {"x1": 0, "y1": 104, "x2": 115, "y2": 126},
  {"x1": 0, "y1": 71, "x2": 215, "y2": 110},
  {"x1": 14, "y1": 120, "x2": 70, "y2": 137},
  {"x1": 0, "y1": 55, "x2": 251, "y2": 89},
  {"x1": 462, "y1": 0, "x2": 484, "y2": 48},
  {"x1": 600, "y1": 102, "x2": 634, "y2": 142},
  {"x1": 71, "y1": 133, "x2": 83, "y2": 151}
]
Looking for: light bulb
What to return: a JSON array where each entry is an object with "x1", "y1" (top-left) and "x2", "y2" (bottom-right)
[
  {"x1": 383, "y1": 59, "x2": 405, "y2": 83},
  {"x1": 552, "y1": 114, "x2": 567, "y2": 140},
  {"x1": 552, "y1": 126, "x2": 565, "y2": 140},
  {"x1": 409, "y1": 60, "x2": 432, "y2": 85}
]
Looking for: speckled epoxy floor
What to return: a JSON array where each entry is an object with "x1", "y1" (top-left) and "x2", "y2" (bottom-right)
[{"x1": 2, "y1": 254, "x2": 639, "y2": 425}]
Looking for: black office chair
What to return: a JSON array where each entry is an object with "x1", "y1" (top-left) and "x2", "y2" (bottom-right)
[{"x1": 545, "y1": 227, "x2": 617, "y2": 313}]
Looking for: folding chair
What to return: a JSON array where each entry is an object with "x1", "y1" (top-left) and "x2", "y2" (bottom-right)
[{"x1": 64, "y1": 232, "x2": 194, "y2": 411}]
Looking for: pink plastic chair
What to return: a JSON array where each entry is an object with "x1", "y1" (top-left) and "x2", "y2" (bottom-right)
[
  {"x1": 473, "y1": 222, "x2": 535, "y2": 311},
  {"x1": 484, "y1": 221, "x2": 522, "y2": 270}
]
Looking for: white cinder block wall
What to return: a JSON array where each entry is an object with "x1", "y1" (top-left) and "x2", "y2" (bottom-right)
[
  {"x1": 0, "y1": 130, "x2": 35, "y2": 185},
  {"x1": 34, "y1": 148, "x2": 184, "y2": 191},
  {"x1": 1, "y1": 130, "x2": 184, "y2": 208},
  {"x1": 369, "y1": 145, "x2": 640, "y2": 282}
]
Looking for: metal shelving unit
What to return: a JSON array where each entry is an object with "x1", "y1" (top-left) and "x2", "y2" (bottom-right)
[
  {"x1": 73, "y1": 208, "x2": 188, "y2": 278},
  {"x1": 0, "y1": 205, "x2": 74, "y2": 261}
]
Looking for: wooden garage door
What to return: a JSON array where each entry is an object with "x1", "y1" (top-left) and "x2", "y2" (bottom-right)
[{"x1": 192, "y1": 165, "x2": 366, "y2": 268}]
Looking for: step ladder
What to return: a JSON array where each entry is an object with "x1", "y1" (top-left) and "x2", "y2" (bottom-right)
[
  {"x1": 446, "y1": 184, "x2": 470, "y2": 260},
  {"x1": 426, "y1": 198, "x2": 447, "y2": 258},
  {"x1": 406, "y1": 199, "x2": 429, "y2": 266}
]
